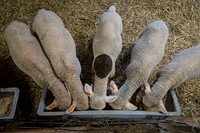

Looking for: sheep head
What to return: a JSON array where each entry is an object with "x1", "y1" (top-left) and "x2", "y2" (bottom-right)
[
  {"x1": 109, "y1": 81, "x2": 138, "y2": 110},
  {"x1": 142, "y1": 82, "x2": 167, "y2": 114},
  {"x1": 84, "y1": 83, "x2": 117, "y2": 110}
]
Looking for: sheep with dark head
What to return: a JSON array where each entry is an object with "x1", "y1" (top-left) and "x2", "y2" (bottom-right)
[{"x1": 84, "y1": 6, "x2": 122, "y2": 110}]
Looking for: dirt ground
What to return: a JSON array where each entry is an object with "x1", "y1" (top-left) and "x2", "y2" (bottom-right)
[{"x1": 0, "y1": 0, "x2": 200, "y2": 125}]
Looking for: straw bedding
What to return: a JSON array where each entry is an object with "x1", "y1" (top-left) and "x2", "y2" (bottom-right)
[{"x1": 0, "y1": 0, "x2": 199, "y2": 123}]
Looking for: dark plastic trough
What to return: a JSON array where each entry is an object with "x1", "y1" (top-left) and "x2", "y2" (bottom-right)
[
  {"x1": 0, "y1": 87, "x2": 19, "y2": 120},
  {"x1": 37, "y1": 88, "x2": 181, "y2": 120}
]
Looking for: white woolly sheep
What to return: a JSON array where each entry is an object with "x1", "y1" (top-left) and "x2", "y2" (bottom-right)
[
  {"x1": 4, "y1": 21, "x2": 71, "y2": 110},
  {"x1": 109, "y1": 20, "x2": 169, "y2": 110},
  {"x1": 143, "y1": 44, "x2": 200, "y2": 113},
  {"x1": 32, "y1": 9, "x2": 88, "y2": 113},
  {"x1": 84, "y1": 6, "x2": 122, "y2": 110}
]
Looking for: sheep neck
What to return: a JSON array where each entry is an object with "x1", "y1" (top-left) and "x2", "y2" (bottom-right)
[
  {"x1": 65, "y1": 75, "x2": 84, "y2": 99},
  {"x1": 151, "y1": 77, "x2": 172, "y2": 100},
  {"x1": 44, "y1": 72, "x2": 68, "y2": 102},
  {"x1": 118, "y1": 79, "x2": 139, "y2": 100},
  {"x1": 93, "y1": 75, "x2": 109, "y2": 96}
]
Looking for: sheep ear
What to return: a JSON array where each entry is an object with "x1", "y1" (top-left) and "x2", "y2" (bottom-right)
[
  {"x1": 124, "y1": 102, "x2": 137, "y2": 110},
  {"x1": 65, "y1": 102, "x2": 76, "y2": 114},
  {"x1": 144, "y1": 82, "x2": 151, "y2": 93},
  {"x1": 158, "y1": 101, "x2": 167, "y2": 114},
  {"x1": 84, "y1": 83, "x2": 93, "y2": 96},
  {"x1": 109, "y1": 80, "x2": 119, "y2": 94},
  {"x1": 46, "y1": 99, "x2": 58, "y2": 110},
  {"x1": 105, "y1": 95, "x2": 117, "y2": 103},
  {"x1": 90, "y1": 83, "x2": 93, "y2": 88}
]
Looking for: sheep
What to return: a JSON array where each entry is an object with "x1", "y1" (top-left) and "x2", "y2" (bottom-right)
[
  {"x1": 109, "y1": 20, "x2": 169, "y2": 110},
  {"x1": 84, "y1": 6, "x2": 122, "y2": 110},
  {"x1": 134, "y1": 84, "x2": 163, "y2": 112},
  {"x1": 4, "y1": 21, "x2": 71, "y2": 110},
  {"x1": 32, "y1": 9, "x2": 89, "y2": 113},
  {"x1": 143, "y1": 44, "x2": 200, "y2": 113}
]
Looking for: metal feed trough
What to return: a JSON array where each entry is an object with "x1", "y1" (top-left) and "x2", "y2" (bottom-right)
[
  {"x1": 37, "y1": 88, "x2": 181, "y2": 120},
  {"x1": 0, "y1": 87, "x2": 19, "y2": 120}
]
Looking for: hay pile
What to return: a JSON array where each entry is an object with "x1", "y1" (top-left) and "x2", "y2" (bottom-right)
[{"x1": 0, "y1": 0, "x2": 199, "y2": 122}]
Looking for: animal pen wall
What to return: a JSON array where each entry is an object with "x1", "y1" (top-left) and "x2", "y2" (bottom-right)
[{"x1": 0, "y1": 0, "x2": 200, "y2": 129}]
